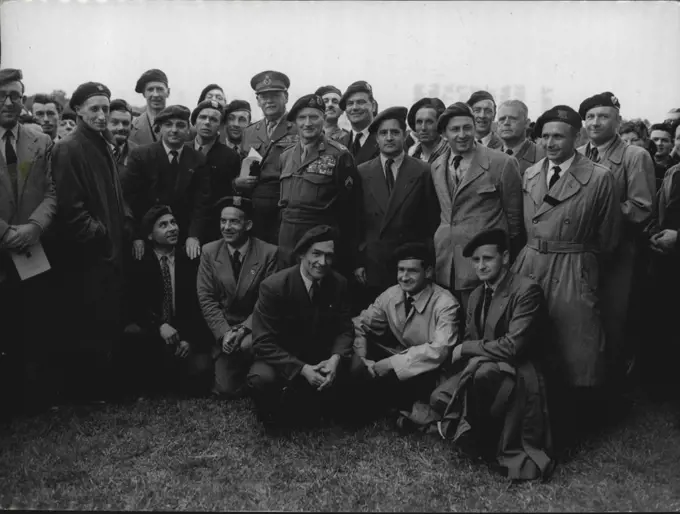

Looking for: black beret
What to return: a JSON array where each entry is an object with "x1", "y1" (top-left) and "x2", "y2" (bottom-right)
[
  {"x1": 191, "y1": 99, "x2": 224, "y2": 125},
  {"x1": 141, "y1": 205, "x2": 174, "y2": 237},
  {"x1": 462, "y1": 228, "x2": 509, "y2": 258},
  {"x1": 294, "y1": 225, "x2": 338, "y2": 255},
  {"x1": 393, "y1": 242, "x2": 435, "y2": 268},
  {"x1": 0, "y1": 68, "x2": 23, "y2": 87},
  {"x1": 154, "y1": 105, "x2": 191, "y2": 127},
  {"x1": 339, "y1": 81, "x2": 373, "y2": 111},
  {"x1": 109, "y1": 98, "x2": 132, "y2": 115},
  {"x1": 224, "y1": 99, "x2": 252, "y2": 117},
  {"x1": 287, "y1": 94, "x2": 325, "y2": 122},
  {"x1": 534, "y1": 105, "x2": 582, "y2": 136},
  {"x1": 467, "y1": 90, "x2": 496, "y2": 108},
  {"x1": 197, "y1": 83, "x2": 224, "y2": 104},
  {"x1": 408, "y1": 97, "x2": 446, "y2": 131},
  {"x1": 60, "y1": 111, "x2": 77, "y2": 122},
  {"x1": 315, "y1": 85, "x2": 342, "y2": 98},
  {"x1": 368, "y1": 106, "x2": 408, "y2": 134},
  {"x1": 578, "y1": 92, "x2": 620, "y2": 119},
  {"x1": 437, "y1": 102, "x2": 474, "y2": 133},
  {"x1": 213, "y1": 195, "x2": 253, "y2": 218},
  {"x1": 69, "y1": 82, "x2": 111, "y2": 111},
  {"x1": 250, "y1": 70, "x2": 290, "y2": 94},
  {"x1": 135, "y1": 69, "x2": 168, "y2": 94}
]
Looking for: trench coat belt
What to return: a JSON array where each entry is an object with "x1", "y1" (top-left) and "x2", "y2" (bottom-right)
[
  {"x1": 527, "y1": 238, "x2": 598, "y2": 254},
  {"x1": 281, "y1": 208, "x2": 336, "y2": 225}
]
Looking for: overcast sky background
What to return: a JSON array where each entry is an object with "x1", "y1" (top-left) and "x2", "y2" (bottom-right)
[{"x1": 1, "y1": 0, "x2": 678, "y2": 124}]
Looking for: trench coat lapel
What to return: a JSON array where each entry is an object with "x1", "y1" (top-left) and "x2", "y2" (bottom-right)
[
  {"x1": 533, "y1": 155, "x2": 590, "y2": 218},
  {"x1": 453, "y1": 144, "x2": 487, "y2": 202},
  {"x1": 367, "y1": 158, "x2": 389, "y2": 214},
  {"x1": 381, "y1": 160, "x2": 418, "y2": 233},
  {"x1": 483, "y1": 272, "x2": 512, "y2": 340},
  {"x1": 431, "y1": 151, "x2": 452, "y2": 215},
  {"x1": 235, "y1": 239, "x2": 261, "y2": 298}
]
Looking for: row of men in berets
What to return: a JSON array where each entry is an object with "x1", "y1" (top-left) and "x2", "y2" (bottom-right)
[{"x1": 2, "y1": 66, "x2": 680, "y2": 479}]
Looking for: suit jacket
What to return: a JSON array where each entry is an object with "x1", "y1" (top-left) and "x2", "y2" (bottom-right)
[
  {"x1": 357, "y1": 155, "x2": 440, "y2": 289},
  {"x1": 251, "y1": 265, "x2": 354, "y2": 381},
  {"x1": 113, "y1": 140, "x2": 139, "y2": 176},
  {"x1": 129, "y1": 112, "x2": 158, "y2": 147},
  {"x1": 121, "y1": 141, "x2": 211, "y2": 242},
  {"x1": 351, "y1": 131, "x2": 381, "y2": 166},
  {"x1": 484, "y1": 131, "x2": 504, "y2": 150},
  {"x1": 353, "y1": 283, "x2": 461, "y2": 380},
  {"x1": 508, "y1": 139, "x2": 545, "y2": 177},
  {"x1": 197, "y1": 237, "x2": 279, "y2": 342},
  {"x1": 431, "y1": 145, "x2": 524, "y2": 291},
  {"x1": 0, "y1": 124, "x2": 56, "y2": 281}
]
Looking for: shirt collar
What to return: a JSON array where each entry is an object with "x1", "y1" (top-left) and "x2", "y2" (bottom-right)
[
  {"x1": 380, "y1": 151, "x2": 405, "y2": 170},
  {"x1": 195, "y1": 137, "x2": 216, "y2": 155},
  {"x1": 596, "y1": 137, "x2": 616, "y2": 155},
  {"x1": 154, "y1": 248, "x2": 176, "y2": 264},
  {"x1": 479, "y1": 132, "x2": 493, "y2": 146},
  {"x1": 548, "y1": 152, "x2": 576, "y2": 174},
  {"x1": 0, "y1": 123, "x2": 19, "y2": 142},
  {"x1": 502, "y1": 138, "x2": 527, "y2": 155},
  {"x1": 401, "y1": 283, "x2": 433, "y2": 313},
  {"x1": 267, "y1": 114, "x2": 286, "y2": 131},
  {"x1": 162, "y1": 141, "x2": 183, "y2": 161},
  {"x1": 351, "y1": 126, "x2": 370, "y2": 142},
  {"x1": 227, "y1": 238, "x2": 249, "y2": 259},
  {"x1": 299, "y1": 266, "x2": 316, "y2": 293},
  {"x1": 485, "y1": 270, "x2": 508, "y2": 293}
]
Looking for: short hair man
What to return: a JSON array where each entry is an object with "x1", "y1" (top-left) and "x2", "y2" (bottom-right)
[
  {"x1": 315, "y1": 85, "x2": 351, "y2": 147},
  {"x1": 197, "y1": 196, "x2": 279, "y2": 397},
  {"x1": 467, "y1": 90, "x2": 503, "y2": 150},
  {"x1": 129, "y1": 68, "x2": 170, "y2": 146},
  {"x1": 107, "y1": 98, "x2": 138, "y2": 175},
  {"x1": 31, "y1": 93, "x2": 63, "y2": 141},
  {"x1": 650, "y1": 122, "x2": 680, "y2": 188},
  {"x1": 497, "y1": 99, "x2": 546, "y2": 176},
  {"x1": 56, "y1": 111, "x2": 76, "y2": 140},
  {"x1": 195, "y1": 84, "x2": 228, "y2": 144},
  {"x1": 223, "y1": 99, "x2": 251, "y2": 160},
  {"x1": 406, "y1": 97, "x2": 449, "y2": 164},
  {"x1": 351, "y1": 242, "x2": 460, "y2": 423},
  {"x1": 340, "y1": 81, "x2": 380, "y2": 165},
  {"x1": 248, "y1": 225, "x2": 354, "y2": 428}
]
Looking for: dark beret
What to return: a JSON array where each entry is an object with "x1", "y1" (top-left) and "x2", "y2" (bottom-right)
[
  {"x1": 467, "y1": 90, "x2": 496, "y2": 108},
  {"x1": 0, "y1": 68, "x2": 23, "y2": 87},
  {"x1": 191, "y1": 99, "x2": 224, "y2": 125},
  {"x1": 534, "y1": 105, "x2": 582, "y2": 136},
  {"x1": 408, "y1": 97, "x2": 446, "y2": 131},
  {"x1": 69, "y1": 82, "x2": 111, "y2": 111},
  {"x1": 368, "y1": 106, "x2": 408, "y2": 134},
  {"x1": 109, "y1": 98, "x2": 132, "y2": 115},
  {"x1": 393, "y1": 242, "x2": 435, "y2": 268},
  {"x1": 60, "y1": 111, "x2": 77, "y2": 122},
  {"x1": 578, "y1": 92, "x2": 620, "y2": 119},
  {"x1": 135, "y1": 69, "x2": 168, "y2": 94},
  {"x1": 294, "y1": 225, "x2": 338, "y2": 255},
  {"x1": 224, "y1": 100, "x2": 251, "y2": 118},
  {"x1": 649, "y1": 123, "x2": 673, "y2": 136},
  {"x1": 462, "y1": 228, "x2": 509, "y2": 258},
  {"x1": 141, "y1": 205, "x2": 174, "y2": 238},
  {"x1": 213, "y1": 195, "x2": 253, "y2": 218},
  {"x1": 250, "y1": 70, "x2": 290, "y2": 94},
  {"x1": 315, "y1": 85, "x2": 342, "y2": 98},
  {"x1": 197, "y1": 83, "x2": 224, "y2": 104},
  {"x1": 437, "y1": 102, "x2": 474, "y2": 133},
  {"x1": 339, "y1": 81, "x2": 373, "y2": 111},
  {"x1": 287, "y1": 94, "x2": 325, "y2": 122},
  {"x1": 154, "y1": 105, "x2": 191, "y2": 127}
]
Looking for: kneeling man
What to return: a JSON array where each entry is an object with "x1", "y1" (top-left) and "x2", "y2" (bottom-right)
[{"x1": 248, "y1": 225, "x2": 354, "y2": 428}]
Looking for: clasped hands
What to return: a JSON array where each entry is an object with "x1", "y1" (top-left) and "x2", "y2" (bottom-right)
[
  {"x1": 222, "y1": 326, "x2": 248, "y2": 355},
  {"x1": 301, "y1": 354, "x2": 341, "y2": 391},
  {"x1": 0, "y1": 223, "x2": 41, "y2": 253},
  {"x1": 159, "y1": 323, "x2": 190, "y2": 358}
]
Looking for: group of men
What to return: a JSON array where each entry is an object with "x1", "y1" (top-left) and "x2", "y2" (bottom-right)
[{"x1": 2, "y1": 64, "x2": 680, "y2": 480}]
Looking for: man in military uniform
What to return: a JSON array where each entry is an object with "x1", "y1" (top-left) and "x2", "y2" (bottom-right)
[
  {"x1": 223, "y1": 100, "x2": 251, "y2": 161},
  {"x1": 497, "y1": 99, "x2": 545, "y2": 176},
  {"x1": 129, "y1": 69, "x2": 170, "y2": 147},
  {"x1": 341, "y1": 81, "x2": 380, "y2": 166},
  {"x1": 277, "y1": 94, "x2": 361, "y2": 272},
  {"x1": 315, "y1": 85, "x2": 350, "y2": 147},
  {"x1": 238, "y1": 71, "x2": 298, "y2": 245},
  {"x1": 467, "y1": 91, "x2": 503, "y2": 150}
]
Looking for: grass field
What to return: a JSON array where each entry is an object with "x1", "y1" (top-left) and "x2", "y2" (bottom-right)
[{"x1": 1, "y1": 391, "x2": 679, "y2": 511}]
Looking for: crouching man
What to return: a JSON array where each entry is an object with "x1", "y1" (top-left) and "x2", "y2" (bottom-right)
[
  {"x1": 247, "y1": 225, "x2": 354, "y2": 428},
  {"x1": 350, "y1": 242, "x2": 461, "y2": 423}
]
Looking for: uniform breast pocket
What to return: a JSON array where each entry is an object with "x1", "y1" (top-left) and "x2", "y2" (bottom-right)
[
  {"x1": 301, "y1": 171, "x2": 334, "y2": 205},
  {"x1": 478, "y1": 184, "x2": 499, "y2": 197}
]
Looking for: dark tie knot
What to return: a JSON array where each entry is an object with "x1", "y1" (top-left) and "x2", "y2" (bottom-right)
[
  {"x1": 505, "y1": 149, "x2": 514, "y2": 156},
  {"x1": 161, "y1": 255, "x2": 168, "y2": 264},
  {"x1": 589, "y1": 146, "x2": 600, "y2": 163},
  {"x1": 452, "y1": 155, "x2": 463, "y2": 170},
  {"x1": 404, "y1": 294, "x2": 414, "y2": 316}
]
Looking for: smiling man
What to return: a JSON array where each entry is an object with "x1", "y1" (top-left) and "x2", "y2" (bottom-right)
[
  {"x1": 406, "y1": 97, "x2": 449, "y2": 164},
  {"x1": 107, "y1": 98, "x2": 137, "y2": 175},
  {"x1": 31, "y1": 93, "x2": 62, "y2": 141},
  {"x1": 497, "y1": 99, "x2": 545, "y2": 176},
  {"x1": 649, "y1": 123, "x2": 679, "y2": 186},
  {"x1": 315, "y1": 85, "x2": 350, "y2": 147},
  {"x1": 341, "y1": 80, "x2": 380, "y2": 165},
  {"x1": 467, "y1": 90, "x2": 503, "y2": 150},
  {"x1": 129, "y1": 68, "x2": 171, "y2": 146},
  {"x1": 223, "y1": 100, "x2": 251, "y2": 160}
]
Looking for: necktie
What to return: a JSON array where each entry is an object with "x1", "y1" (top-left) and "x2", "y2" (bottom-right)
[
  {"x1": 4, "y1": 132, "x2": 18, "y2": 199},
  {"x1": 267, "y1": 121, "x2": 276, "y2": 138},
  {"x1": 170, "y1": 150, "x2": 179, "y2": 166},
  {"x1": 198, "y1": 145, "x2": 204, "y2": 154},
  {"x1": 477, "y1": 139, "x2": 484, "y2": 145},
  {"x1": 589, "y1": 146, "x2": 600, "y2": 163},
  {"x1": 404, "y1": 295, "x2": 414, "y2": 318},
  {"x1": 351, "y1": 132, "x2": 363, "y2": 157},
  {"x1": 451, "y1": 155, "x2": 463, "y2": 188},
  {"x1": 452, "y1": 155, "x2": 463, "y2": 170},
  {"x1": 160, "y1": 256, "x2": 173, "y2": 323},
  {"x1": 309, "y1": 280, "x2": 320, "y2": 303},
  {"x1": 548, "y1": 165, "x2": 562, "y2": 190},
  {"x1": 301, "y1": 145, "x2": 308, "y2": 162},
  {"x1": 481, "y1": 286, "x2": 493, "y2": 327},
  {"x1": 505, "y1": 149, "x2": 514, "y2": 156},
  {"x1": 232, "y1": 249, "x2": 242, "y2": 279},
  {"x1": 384, "y1": 158, "x2": 395, "y2": 194}
]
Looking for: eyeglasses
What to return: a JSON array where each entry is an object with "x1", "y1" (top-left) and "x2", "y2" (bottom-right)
[{"x1": 0, "y1": 91, "x2": 22, "y2": 104}]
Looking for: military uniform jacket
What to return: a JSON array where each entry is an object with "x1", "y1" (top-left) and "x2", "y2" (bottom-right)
[
  {"x1": 242, "y1": 116, "x2": 299, "y2": 187},
  {"x1": 324, "y1": 125, "x2": 351, "y2": 147},
  {"x1": 129, "y1": 112, "x2": 158, "y2": 147}
]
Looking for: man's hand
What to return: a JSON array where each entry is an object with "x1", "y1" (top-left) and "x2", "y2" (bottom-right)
[
  {"x1": 301, "y1": 363, "x2": 326, "y2": 388},
  {"x1": 361, "y1": 357, "x2": 377, "y2": 378},
  {"x1": 317, "y1": 355, "x2": 341, "y2": 391},
  {"x1": 0, "y1": 227, "x2": 17, "y2": 249},
  {"x1": 175, "y1": 340, "x2": 190, "y2": 358},
  {"x1": 159, "y1": 323, "x2": 180, "y2": 346},
  {"x1": 222, "y1": 327, "x2": 246, "y2": 355},
  {"x1": 373, "y1": 358, "x2": 393, "y2": 378},
  {"x1": 233, "y1": 176, "x2": 258, "y2": 192},
  {"x1": 7, "y1": 224, "x2": 40, "y2": 251},
  {"x1": 186, "y1": 237, "x2": 201, "y2": 260},
  {"x1": 353, "y1": 267, "x2": 367, "y2": 286},
  {"x1": 451, "y1": 345, "x2": 463, "y2": 365},
  {"x1": 132, "y1": 239, "x2": 145, "y2": 260},
  {"x1": 650, "y1": 229, "x2": 678, "y2": 254}
]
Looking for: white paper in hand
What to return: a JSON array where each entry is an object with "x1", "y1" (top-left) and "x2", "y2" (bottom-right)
[
  {"x1": 10, "y1": 242, "x2": 51, "y2": 280},
  {"x1": 239, "y1": 147, "x2": 263, "y2": 178}
]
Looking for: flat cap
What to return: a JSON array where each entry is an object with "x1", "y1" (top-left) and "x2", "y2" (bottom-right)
[
  {"x1": 467, "y1": 90, "x2": 496, "y2": 108},
  {"x1": 339, "y1": 81, "x2": 373, "y2": 111},
  {"x1": 191, "y1": 99, "x2": 224, "y2": 125},
  {"x1": 437, "y1": 102, "x2": 474, "y2": 133},
  {"x1": 135, "y1": 69, "x2": 168, "y2": 94},
  {"x1": 294, "y1": 225, "x2": 338, "y2": 255},
  {"x1": 109, "y1": 98, "x2": 132, "y2": 115},
  {"x1": 154, "y1": 104, "x2": 191, "y2": 126},
  {"x1": 0, "y1": 68, "x2": 23, "y2": 87},
  {"x1": 287, "y1": 94, "x2": 325, "y2": 122},
  {"x1": 69, "y1": 82, "x2": 111, "y2": 111},
  {"x1": 197, "y1": 83, "x2": 224, "y2": 104},
  {"x1": 534, "y1": 105, "x2": 582, "y2": 136},
  {"x1": 250, "y1": 70, "x2": 290, "y2": 94},
  {"x1": 61, "y1": 111, "x2": 77, "y2": 122},
  {"x1": 408, "y1": 97, "x2": 446, "y2": 131},
  {"x1": 224, "y1": 99, "x2": 252, "y2": 117},
  {"x1": 393, "y1": 242, "x2": 435, "y2": 268},
  {"x1": 141, "y1": 205, "x2": 174, "y2": 238},
  {"x1": 463, "y1": 228, "x2": 508, "y2": 258},
  {"x1": 368, "y1": 106, "x2": 408, "y2": 134},
  {"x1": 578, "y1": 92, "x2": 620, "y2": 119},
  {"x1": 213, "y1": 195, "x2": 253, "y2": 218},
  {"x1": 315, "y1": 85, "x2": 342, "y2": 98}
]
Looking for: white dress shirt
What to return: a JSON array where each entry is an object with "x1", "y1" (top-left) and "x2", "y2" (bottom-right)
[
  {"x1": 350, "y1": 127, "x2": 370, "y2": 148},
  {"x1": 380, "y1": 151, "x2": 405, "y2": 183},
  {"x1": 162, "y1": 141, "x2": 184, "y2": 163},
  {"x1": 546, "y1": 152, "x2": 576, "y2": 189}
]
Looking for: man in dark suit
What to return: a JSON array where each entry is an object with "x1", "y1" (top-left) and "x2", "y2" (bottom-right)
[
  {"x1": 126, "y1": 205, "x2": 213, "y2": 396},
  {"x1": 188, "y1": 100, "x2": 241, "y2": 243},
  {"x1": 121, "y1": 105, "x2": 212, "y2": 262},
  {"x1": 340, "y1": 81, "x2": 380, "y2": 166},
  {"x1": 248, "y1": 225, "x2": 354, "y2": 428},
  {"x1": 197, "y1": 196, "x2": 279, "y2": 397},
  {"x1": 107, "y1": 98, "x2": 138, "y2": 176},
  {"x1": 354, "y1": 106, "x2": 440, "y2": 310}
]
